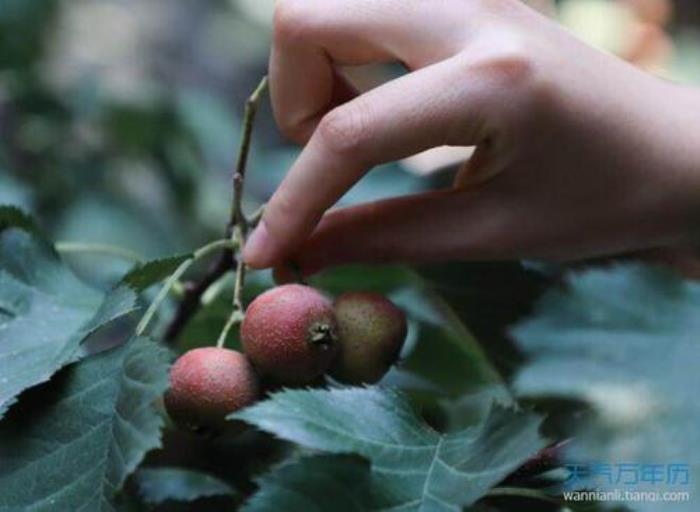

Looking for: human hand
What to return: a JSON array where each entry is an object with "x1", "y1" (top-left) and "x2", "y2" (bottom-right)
[{"x1": 243, "y1": 0, "x2": 700, "y2": 275}]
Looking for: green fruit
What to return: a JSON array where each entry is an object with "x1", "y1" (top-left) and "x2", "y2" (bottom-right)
[
  {"x1": 164, "y1": 347, "x2": 259, "y2": 433},
  {"x1": 330, "y1": 292, "x2": 408, "y2": 384},
  {"x1": 241, "y1": 284, "x2": 338, "y2": 385}
]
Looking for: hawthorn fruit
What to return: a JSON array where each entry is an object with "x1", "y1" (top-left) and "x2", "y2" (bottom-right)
[
  {"x1": 165, "y1": 347, "x2": 259, "y2": 432},
  {"x1": 330, "y1": 292, "x2": 408, "y2": 385},
  {"x1": 241, "y1": 284, "x2": 338, "y2": 385}
]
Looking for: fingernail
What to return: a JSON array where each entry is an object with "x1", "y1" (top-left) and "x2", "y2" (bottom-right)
[{"x1": 243, "y1": 222, "x2": 271, "y2": 267}]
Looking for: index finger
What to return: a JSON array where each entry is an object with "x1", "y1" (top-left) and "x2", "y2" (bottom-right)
[{"x1": 244, "y1": 56, "x2": 494, "y2": 268}]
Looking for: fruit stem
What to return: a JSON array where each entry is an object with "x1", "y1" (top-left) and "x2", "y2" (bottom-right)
[
  {"x1": 136, "y1": 238, "x2": 236, "y2": 337},
  {"x1": 232, "y1": 233, "x2": 246, "y2": 313},
  {"x1": 215, "y1": 309, "x2": 245, "y2": 349}
]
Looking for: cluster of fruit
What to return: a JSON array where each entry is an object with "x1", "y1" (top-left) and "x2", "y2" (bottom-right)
[{"x1": 164, "y1": 284, "x2": 407, "y2": 432}]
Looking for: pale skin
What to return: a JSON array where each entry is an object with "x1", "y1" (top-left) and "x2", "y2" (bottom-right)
[{"x1": 243, "y1": 0, "x2": 700, "y2": 275}]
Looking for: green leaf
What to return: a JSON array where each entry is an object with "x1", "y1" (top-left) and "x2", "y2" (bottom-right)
[
  {"x1": 0, "y1": 228, "x2": 139, "y2": 417},
  {"x1": 134, "y1": 467, "x2": 236, "y2": 505},
  {"x1": 0, "y1": 337, "x2": 170, "y2": 511},
  {"x1": 120, "y1": 254, "x2": 191, "y2": 292},
  {"x1": 0, "y1": 205, "x2": 41, "y2": 236},
  {"x1": 235, "y1": 387, "x2": 546, "y2": 511},
  {"x1": 242, "y1": 455, "x2": 394, "y2": 512},
  {"x1": 513, "y1": 264, "x2": 700, "y2": 510},
  {"x1": 417, "y1": 262, "x2": 548, "y2": 379}
]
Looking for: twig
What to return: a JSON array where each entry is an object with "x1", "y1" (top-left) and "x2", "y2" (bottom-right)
[
  {"x1": 162, "y1": 76, "x2": 268, "y2": 346},
  {"x1": 215, "y1": 76, "x2": 268, "y2": 348},
  {"x1": 247, "y1": 203, "x2": 265, "y2": 228},
  {"x1": 136, "y1": 239, "x2": 235, "y2": 337},
  {"x1": 230, "y1": 76, "x2": 269, "y2": 234},
  {"x1": 162, "y1": 248, "x2": 234, "y2": 343}
]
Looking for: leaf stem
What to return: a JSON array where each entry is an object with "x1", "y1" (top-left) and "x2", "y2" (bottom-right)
[
  {"x1": 136, "y1": 239, "x2": 235, "y2": 337},
  {"x1": 55, "y1": 242, "x2": 144, "y2": 263}
]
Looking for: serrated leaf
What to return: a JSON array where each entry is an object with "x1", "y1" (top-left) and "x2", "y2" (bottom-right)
[
  {"x1": 134, "y1": 467, "x2": 236, "y2": 505},
  {"x1": 242, "y1": 455, "x2": 394, "y2": 512},
  {"x1": 0, "y1": 205, "x2": 40, "y2": 235},
  {"x1": 513, "y1": 264, "x2": 700, "y2": 511},
  {"x1": 0, "y1": 337, "x2": 170, "y2": 511},
  {"x1": 121, "y1": 254, "x2": 191, "y2": 292},
  {"x1": 235, "y1": 387, "x2": 546, "y2": 511},
  {"x1": 0, "y1": 228, "x2": 139, "y2": 417}
]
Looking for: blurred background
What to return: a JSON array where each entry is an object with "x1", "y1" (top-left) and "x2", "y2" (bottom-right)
[{"x1": 1, "y1": 0, "x2": 699, "y2": 284}]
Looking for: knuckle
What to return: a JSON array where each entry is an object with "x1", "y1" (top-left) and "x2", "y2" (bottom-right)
[
  {"x1": 317, "y1": 104, "x2": 371, "y2": 158},
  {"x1": 465, "y1": 38, "x2": 557, "y2": 126},
  {"x1": 482, "y1": 47, "x2": 536, "y2": 89}
]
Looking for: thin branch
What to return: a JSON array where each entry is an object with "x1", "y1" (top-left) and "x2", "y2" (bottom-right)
[
  {"x1": 162, "y1": 76, "x2": 269, "y2": 345},
  {"x1": 136, "y1": 239, "x2": 235, "y2": 337},
  {"x1": 247, "y1": 203, "x2": 265, "y2": 228},
  {"x1": 162, "y1": 248, "x2": 234, "y2": 343},
  {"x1": 229, "y1": 76, "x2": 269, "y2": 234},
  {"x1": 214, "y1": 77, "x2": 268, "y2": 348}
]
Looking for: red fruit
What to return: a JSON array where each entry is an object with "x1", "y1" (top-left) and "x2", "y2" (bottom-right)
[
  {"x1": 330, "y1": 292, "x2": 408, "y2": 385},
  {"x1": 241, "y1": 284, "x2": 338, "y2": 385},
  {"x1": 165, "y1": 348, "x2": 259, "y2": 432}
]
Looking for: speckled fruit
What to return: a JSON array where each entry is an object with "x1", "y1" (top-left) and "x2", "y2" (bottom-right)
[
  {"x1": 164, "y1": 348, "x2": 259, "y2": 432},
  {"x1": 241, "y1": 284, "x2": 338, "y2": 385},
  {"x1": 330, "y1": 292, "x2": 408, "y2": 385}
]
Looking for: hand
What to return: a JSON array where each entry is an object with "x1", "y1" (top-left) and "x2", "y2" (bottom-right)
[{"x1": 243, "y1": 0, "x2": 700, "y2": 275}]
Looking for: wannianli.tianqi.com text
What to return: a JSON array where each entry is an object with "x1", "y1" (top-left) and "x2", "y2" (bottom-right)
[{"x1": 562, "y1": 489, "x2": 692, "y2": 503}]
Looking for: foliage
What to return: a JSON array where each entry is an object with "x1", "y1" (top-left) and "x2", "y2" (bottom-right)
[
  {"x1": 236, "y1": 387, "x2": 546, "y2": 511},
  {"x1": 2, "y1": 2, "x2": 700, "y2": 511},
  {"x1": 0, "y1": 214, "x2": 139, "y2": 418},
  {"x1": 0, "y1": 337, "x2": 170, "y2": 511},
  {"x1": 134, "y1": 467, "x2": 236, "y2": 505},
  {"x1": 513, "y1": 264, "x2": 700, "y2": 511}
]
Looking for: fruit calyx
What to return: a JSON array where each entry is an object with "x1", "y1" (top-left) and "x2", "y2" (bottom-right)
[{"x1": 308, "y1": 321, "x2": 338, "y2": 347}]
